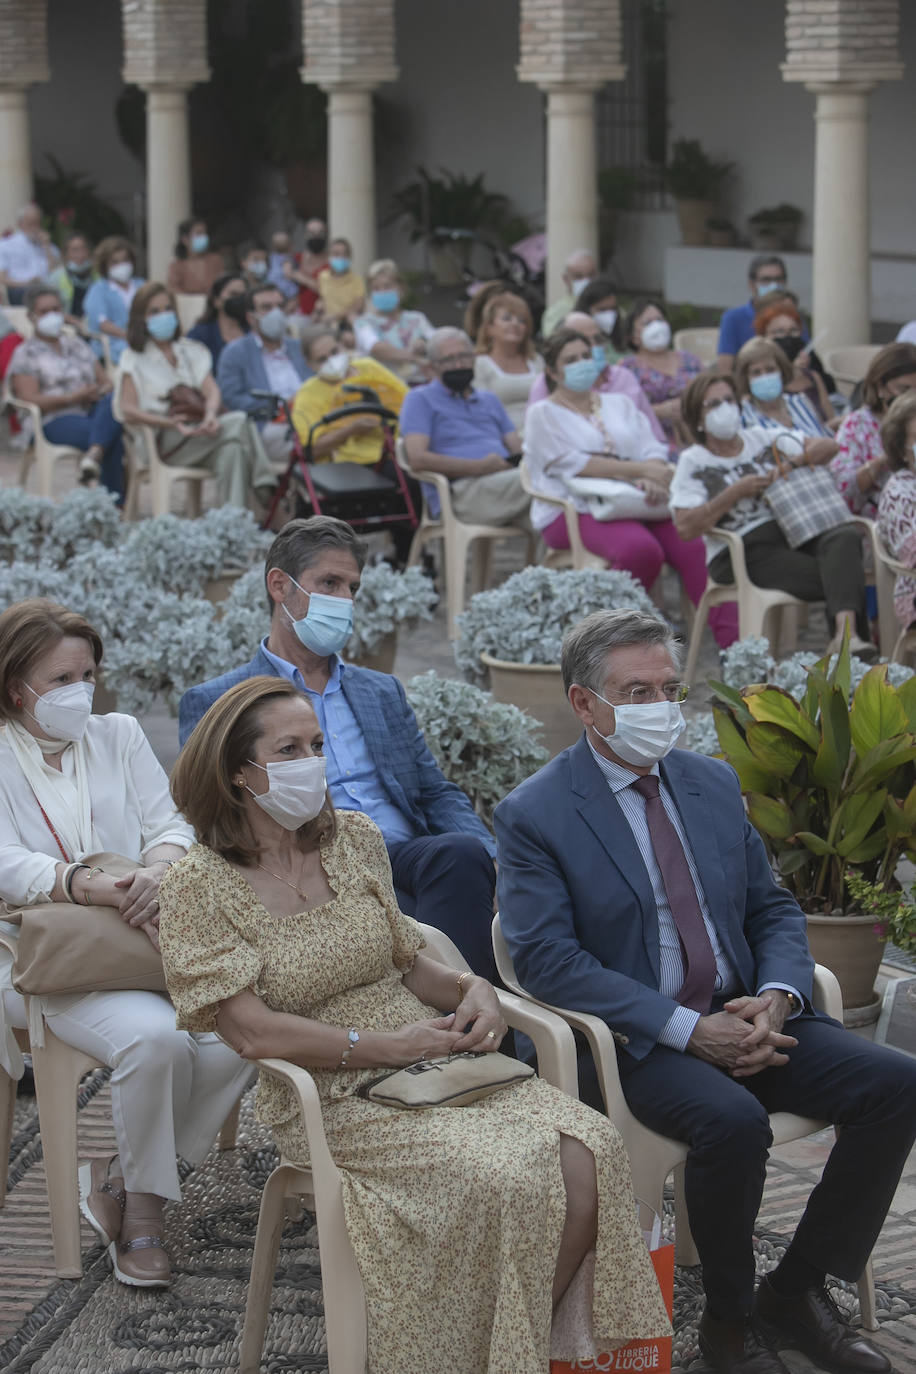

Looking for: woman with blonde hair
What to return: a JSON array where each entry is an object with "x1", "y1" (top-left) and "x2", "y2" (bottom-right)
[
  {"x1": 353, "y1": 258, "x2": 433, "y2": 382},
  {"x1": 473, "y1": 289, "x2": 542, "y2": 431},
  {"x1": 160, "y1": 675, "x2": 669, "y2": 1374},
  {"x1": 115, "y1": 281, "x2": 277, "y2": 509},
  {"x1": 0, "y1": 599, "x2": 252, "y2": 1288}
]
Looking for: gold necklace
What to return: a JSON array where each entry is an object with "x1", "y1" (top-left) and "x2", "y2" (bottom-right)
[{"x1": 257, "y1": 859, "x2": 309, "y2": 901}]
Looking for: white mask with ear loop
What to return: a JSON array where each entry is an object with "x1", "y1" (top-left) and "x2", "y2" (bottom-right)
[
  {"x1": 244, "y1": 756, "x2": 328, "y2": 829},
  {"x1": 590, "y1": 691, "x2": 686, "y2": 766}
]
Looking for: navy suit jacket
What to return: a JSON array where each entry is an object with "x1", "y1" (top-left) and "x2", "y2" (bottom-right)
[
  {"x1": 178, "y1": 646, "x2": 496, "y2": 857},
  {"x1": 494, "y1": 736, "x2": 815, "y2": 1061},
  {"x1": 216, "y1": 334, "x2": 311, "y2": 427}
]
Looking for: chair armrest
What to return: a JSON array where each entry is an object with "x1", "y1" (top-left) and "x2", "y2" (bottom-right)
[
  {"x1": 715, "y1": 526, "x2": 752, "y2": 584},
  {"x1": 0, "y1": 930, "x2": 18, "y2": 962},
  {"x1": 494, "y1": 988, "x2": 579, "y2": 1097},
  {"x1": 518, "y1": 457, "x2": 566, "y2": 509},
  {"x1": 256, "y1": 1057, "x2": 339, "y2": 1186},
  {"x1": 5, "y1": 390, "x2": 41, "y2": 426},
  {"x1": 812, "y1": 963, "x2": 843, "y2": 1021}
]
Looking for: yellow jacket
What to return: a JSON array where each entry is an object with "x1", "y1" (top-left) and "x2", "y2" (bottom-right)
[
  {"x1": 291, "y1": 356, "x2": 408, "y2": 465},
  {"x1": 318, "y1": 268, "x2": 365, "y2": 319}
]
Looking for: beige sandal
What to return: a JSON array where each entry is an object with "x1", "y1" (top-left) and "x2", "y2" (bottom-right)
[
  {"x1": 110, "y1": 1230, "x2": 172, "y2": 1288},
  {"x1": 78, "y1": 1156, "x2": 125, "y2": 1247}
]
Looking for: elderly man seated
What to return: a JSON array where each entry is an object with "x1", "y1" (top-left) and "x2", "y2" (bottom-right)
[
  {"x1": 717, "y1": 254, "x2": 809, "y2": 374},
  {"x1": 496, "y1": 607, "x2": 916, "y2": 1374},
  {"x1": 400, "y1": 326, "x2": 530, "y2": 527},
  {"x1": 217, "y1": 282, "x2": 311, "y2": 462},
  {"x1": 541, "y1": 248, "x2": 597, "y2": 337},
  {"x1": 0, "y1": 203, "x2": 58, "y2": 305}
]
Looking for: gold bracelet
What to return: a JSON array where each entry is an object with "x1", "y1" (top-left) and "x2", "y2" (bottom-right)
[
  {"x1": 456, "y1": 970, "x2": 473, "y2": 1001},
  {"x1": 81, "y1": 866, "x2": 105, "y2": 904}
]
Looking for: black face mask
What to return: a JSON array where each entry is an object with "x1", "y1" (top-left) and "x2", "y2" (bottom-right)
[
  {"x1": 441, "y1": 367, "x2": 474, "y2": 394},
  {"x1": 306, "y1": 236, "x2": 327, "y2": 254},
  {"x1": 773, "y1": 334, "x2": 805, "y2": 363},
  {"x1": 222, "y1": 295, "x2": 250, "y2": 324}
]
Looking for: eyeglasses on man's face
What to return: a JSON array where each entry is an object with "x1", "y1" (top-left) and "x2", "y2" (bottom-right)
[{"x1": 596, "y1": 683, "x2": 690, "y2": 707}]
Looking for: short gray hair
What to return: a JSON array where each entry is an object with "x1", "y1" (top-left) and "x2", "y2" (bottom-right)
[
  {"x1": 25, "y1": 282, "x2": 61, "y2": 312},
  {"x1": 427, "y1": 326, "x2": 472, "y2": 364},
  {"x1": 300, "y1": 324, "x2": 337, "y2": 363},
  {"x1": 561, "y1": 609, "x2": 681, "y2": 694}
]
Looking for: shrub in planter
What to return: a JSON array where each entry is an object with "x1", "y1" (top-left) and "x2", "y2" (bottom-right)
[
  {"x1": 0, "y1": 487, "x2": 121, "y2": 566},
  {"x1": 454, "y1": 566, "x2": 660, "y2": 683},
  {"x1": 122, "y1": 507, "x2": 271, "y2": 597},
  {"x1": 346, "y1": 562, "x2": 438, "y2": 661},
  {"x1": 405, "y1": 672, "x2": 548, "y2": 828}
]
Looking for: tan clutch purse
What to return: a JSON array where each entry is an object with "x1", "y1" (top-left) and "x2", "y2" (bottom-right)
[
  {"x1": 5, "y1": 852, "x2": 167, "y2": 997},
  {"x1": 357, "y1": 1051, "x2": 534, "y2": 1109}
]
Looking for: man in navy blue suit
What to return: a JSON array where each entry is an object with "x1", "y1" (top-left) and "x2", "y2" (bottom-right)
[
  {"x1": 496, "y1": 609, "x2": 916, "y2": 1374},
  {"x1": 216, "y1": 282, "x2": 311, "y2": 463},
  {"x1": 180, "y1": 516, "x2": 496, "y2": 977}
]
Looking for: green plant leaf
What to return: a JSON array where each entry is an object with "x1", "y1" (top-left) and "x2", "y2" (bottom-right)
[
  {"x1": 850, "y1": 738, "x2": 916, "y2": 792},
  {"x1": 884, "y1": 795, "x2": 909, "y2": 840},
  {"x1": 746, "y1": 793, "x2": 795, "y2": 840},
  {"x1": 746, "y1": 687, "x2": 819, "y2": 750},
  {"x1": 897, "y1": 676, "x2": 916, "y2": 735},
  {"x1": 707, "y1": 679, "x2": 754, "y2": 727},
  {"x1": 778, "y1": 848, "x2": 811, "y2": 875},
  {"x1": 826, "y1": 624, "x2": 852, "y2": 701},
  {"x1": 745, "y1": 721, "x2": 808, "y2": 780},
  {"x1": 795, "y1": 831, "x2": 835, "y2": 856},
  {"x1": 810, "y1": 684, "x2": 851, "y2": 793},
  {"x1": 835, "y1": 789, "x2": 887, "y2": 856},
  {"x1": 843, "y1": 831, "x2": 888, "y2": 864},
  {"x1": 849, "y1": 665, "x2": 910, "y2": 757},
  {"x1": 903, "y1": 782, "x2": 916, "y2": 828},
  {"x1": 712, "y1": 706, "x2": 771, "y2": 790}
]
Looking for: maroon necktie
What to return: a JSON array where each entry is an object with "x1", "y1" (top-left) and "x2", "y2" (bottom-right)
[{"x1": 631, "y1": 774, "x2": 717, "y2": 1014}]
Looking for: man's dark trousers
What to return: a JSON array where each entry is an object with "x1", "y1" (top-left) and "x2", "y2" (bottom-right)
[{"x1": 388, "y1": 834, "x2": 497, "y2": 982}]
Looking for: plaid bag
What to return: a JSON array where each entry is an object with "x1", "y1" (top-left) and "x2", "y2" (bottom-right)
[{"x1": 761, "y1": 444, "x2": 852, "y2": 549}]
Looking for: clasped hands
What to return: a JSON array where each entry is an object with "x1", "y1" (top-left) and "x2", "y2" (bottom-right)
[
  {"x1": 394, "y1": 977, "x2": 507, "y2": 1065},
  {"x1": 687, "y1": 990, "x2": 797, "y2": 1078},
  {"x1": 175, "y1": 413, "x2": 220, "y2": 438}
]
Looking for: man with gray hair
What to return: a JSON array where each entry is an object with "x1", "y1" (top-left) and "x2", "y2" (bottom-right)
[
  {"x1": 541, "y1": 247, "x2": 598, "y2": 336},
  {"x1": 400, "y1": 326, "x2": 530, "y2": 526},
  {"x1": 0, "y1": 203, "x2": 58, "y2": 304},
  {"x1": 495, "y1": 608, "x2": 916, "y2": 1374}
]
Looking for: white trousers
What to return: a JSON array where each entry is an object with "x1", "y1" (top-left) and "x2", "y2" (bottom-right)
[{"x1": 3, "y1": 986, "x2": 255, "y2": 1200}]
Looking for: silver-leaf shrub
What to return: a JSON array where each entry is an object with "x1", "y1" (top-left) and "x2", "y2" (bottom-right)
[{"x1": 347, "y1": 561, "x2": 437, "y2": 658}]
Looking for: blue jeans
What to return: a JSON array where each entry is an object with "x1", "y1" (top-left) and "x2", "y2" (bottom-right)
[{"x1": 44, "y1": 393, "x2": 124, "y2": 502}]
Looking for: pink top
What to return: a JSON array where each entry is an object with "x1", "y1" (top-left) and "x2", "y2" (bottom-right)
[
  {"x1": 527, "y1": 364, "x2": 666, "y2": 445},
  {"x1": 618, "y1": 350, "x2": 703, "y2": 452},
  {"x1": 877, "y1": 469, "x2": 916, "y2": 628},
  {"x1": 831, "y1": 406, "x2": 888, "y2": 518}
]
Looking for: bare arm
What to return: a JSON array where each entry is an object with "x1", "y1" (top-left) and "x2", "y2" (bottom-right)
[
  {"x1": 405, "y1": 430, "x2": 510, "y2": 479},
  {"x1": 312, "y1": 413, "x2": 380, "y2": 458},
  {"x1": 12, "y1": 371, "x2": 95, "y2": 415},
  {"x1": 673, "y1": 469, "x2": 775, "y2": 541},
  {"x1": 99, "y1": 319, "x2": 127, "y2": 339},
  {"x1": 119, "y1": 372, "x2": 180, "y2": 431},
  {"x1": 801, "y1": 436, "x2": 839, "y2": 466},
  {"x1": 577, "y1": 453, "x2": 673, "y2": 484}
]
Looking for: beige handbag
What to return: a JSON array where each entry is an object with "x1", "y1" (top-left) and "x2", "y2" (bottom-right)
[
  {"x1": 5, "y1": 852, "x2": 167, "y2": 997},
  {"x1": 357, "y1": 1051, "x2": 534, "y2": 1109}
]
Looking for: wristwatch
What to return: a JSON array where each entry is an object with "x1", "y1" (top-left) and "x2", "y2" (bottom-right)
[
  {"x1": 339, "y1": 1027, "x2": 360, "y2": 1068},
  {"x1": 784, "y1": 992, "x2": 801, "y2": 1014}
]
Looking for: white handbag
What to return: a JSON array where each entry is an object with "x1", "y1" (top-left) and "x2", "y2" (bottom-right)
[{"x1": 565, "y1": 474, "x2": 670, "y2": 522}]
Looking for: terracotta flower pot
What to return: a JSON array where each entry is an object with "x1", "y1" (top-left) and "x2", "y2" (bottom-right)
[
  {"x1": 804, "y1": 911, "x2": 886, "y2": 1019},
  {"x1": 675, "y1": 199, "x2": 714, "y2": 246},
  {"x1": 480, "y1": 653, "x2": 581, "y2": 758}
]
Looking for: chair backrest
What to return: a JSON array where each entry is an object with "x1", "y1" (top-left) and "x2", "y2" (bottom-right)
[
  {"x1": 673, "y1": 327, "x2": 719, "y2": 366},
  {"x1": 175, "y1": 292, "x2": 206, "y2": 334},
  {"x1": 859, "y1": 515, "x2": 909, "y2": 658},
  {"x1": 418, "y1": 923, "x2": 471, "y2": 972},
  {"x1": 395, "y1": 435, "x2": 450, "y2": 523},
  {"x1": 518, "y1": 456, "x2": 604, "y2": 570},
  {"x1": 4, "y1": 305, "x2": 31, "y2": 338},
  {"x1": 823, "y1": 345, "x2": 882, "y2": 398}
]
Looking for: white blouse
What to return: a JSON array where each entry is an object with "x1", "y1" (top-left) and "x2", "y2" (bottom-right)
[
  {"x1": 523, "y1": 391, "x2": 668, "y2": 531},
  {"x1": 473, "y1": 354, "x2": 542, "y2": 432},
  {"x1": 113, "y1": 337, "x2": 212, "y2": 419},
  {"x1": 0, "y1": 712, "x2": 193, "y2": 908}
]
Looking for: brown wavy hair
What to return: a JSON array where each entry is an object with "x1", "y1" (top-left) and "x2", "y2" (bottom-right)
[
  {"x1": 126, "y1": 281, "x2": 182, "y2": 352},
  {"x1": 0, "y1": 599, "x2": 102, "y2": 724}
]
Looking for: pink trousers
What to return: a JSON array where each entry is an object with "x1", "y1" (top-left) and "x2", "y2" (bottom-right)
[{"x1": 541, "y1": 511, "x2": 738, "y2": 649}]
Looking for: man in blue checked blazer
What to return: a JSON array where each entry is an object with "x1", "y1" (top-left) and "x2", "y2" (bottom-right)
[
  {"x1": 179, "y1": 516, "x2": 497, "y2": 978},
  {"x1": 495, "y1": 609, "x2": 916, "y2": 1374}
]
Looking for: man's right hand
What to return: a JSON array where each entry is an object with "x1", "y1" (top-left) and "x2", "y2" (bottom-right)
[
  {"x1": 480, "y1": 453, "x2": 512, "y2": 475},
  {"x1": 349, "y1": 414, "x2": 379, "y2": 435},
  {"x1": 687, "y1": 1008, "x2": 797, "y2": 1077}
]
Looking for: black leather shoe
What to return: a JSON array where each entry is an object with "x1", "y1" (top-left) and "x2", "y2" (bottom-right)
[
  {"x1": 754, "y1": 1276, "x2": 890, "y2": 1373},
  {"x1": 698, "y1": 1308, "x2": 792, "y2": 1373}
]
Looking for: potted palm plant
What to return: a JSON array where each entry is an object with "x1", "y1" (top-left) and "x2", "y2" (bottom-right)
[
  {"x1": 388, "y1": 166, "x2": 511, "y2": 284},
  {"x1": 748, "y1": 203, "x2": 804, "y2": 253},
  {"x1": 710, "y1": 635, "x2": 916, "y2": 1019},
  {"x1": 665, "y1": 139, "x2": 734, "y2": 246}
]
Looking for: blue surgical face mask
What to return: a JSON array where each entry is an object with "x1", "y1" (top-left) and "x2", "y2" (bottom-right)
[
  {"x1": 247, "y1": 259, "x2": 268, "y2": 279},
  {"x1": 258, "y1": 306, "x2": 287, "y2": 341},
  {"x1": 591, "y1": 343, "x2": 608, "y2": 368},
  {"x1": 755, "y1": 280, "x2": 784, "y2": 298},
  {"x1": 147, "y1": 309, "x2": 179, "y2": 343},
  {"x1": 371, "y1": 288, "x2": 399, "y2": 313},
  {"x1": 563, "y1": 357, "x2": 603, "y2": 392},
  {"x1": 282, "y1": 577, "x2": 354, "y2": 656},
  {"x1": 191, "y1": 233, "x2": 210, "y2": 254},
  {"x1": 749, "y1": 371, "x2": 783, "y2": 403},
  {"x1": 67, "y1": 259, "x2": 90, "y2": 275},
  {"x1": 329, "y1": 255, "x2": 351, "y2": 274}
]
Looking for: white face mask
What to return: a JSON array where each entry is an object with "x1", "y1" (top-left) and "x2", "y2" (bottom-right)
[
  {"x1": 36, "y1": 310, "x2": 65, "y2": 339},
  {"x1": 318, "y1": 351, "x2": 349, "y2": 382},
  {"x1": 24, "y1": 680, "x2": 94, "y2": 742},
  {"x1": 640, "y1": 319, "x2": 671, "y2": 352},
  {"x1": 704, "y1": 400, "x2": 742, "y2": 441},
  {"x1": 571, "y1": 277, "x2": 591, "y2": 299},
  {"x1": 246, "y1": 756, "x2": 327, "y2": 830},
  {"x1": 592, "y1": 695, "x2": 686, "y2": 767},
  {"x1": 108, "y1": 261, "x2": 133, "y2": 284},
  {"x1": 592, "y1": 308, "x2": 617, "y2": 336}
]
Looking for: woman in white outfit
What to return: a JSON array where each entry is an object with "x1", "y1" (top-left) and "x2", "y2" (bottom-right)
[{"x1": 0, "y1": 599, "x2": 253, "y2": 1288}]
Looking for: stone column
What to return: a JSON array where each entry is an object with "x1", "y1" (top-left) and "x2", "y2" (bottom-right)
[
  {"x1": 0, "y1": 0, "x2": 51, "y2": 231},
  {"x1": 302, "y1": 0, "x2": 399, "y2": 270},
  {"x1": 518, "y1": 0, "x2": 625, "y2": 300},
  {"x1": 782, "y1": 0, "x2": 903, "y2": 344},
  {"x1": 121, "y1": 0, "x2": 209, "y2": 279}
]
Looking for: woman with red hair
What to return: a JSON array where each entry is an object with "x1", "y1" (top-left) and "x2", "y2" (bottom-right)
[{"x1": 753, "y1": 297, "x2": 836, "y2": 426}]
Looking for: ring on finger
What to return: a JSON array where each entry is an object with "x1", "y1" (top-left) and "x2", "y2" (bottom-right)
[{"x1": 486, "y1": 1030, "x2": 496, "y2": 1040}]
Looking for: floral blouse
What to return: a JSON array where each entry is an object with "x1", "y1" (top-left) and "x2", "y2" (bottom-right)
[
  {"x1": 877, "y1": 469, "x2": 916, "y2": 627},
  {"x1": 831, "y1": 406, "x2": 888, "y2": 517},
  {"x1": 7, "y1": 335, "x2": 97, "y2": 418},
  {"x1": 618, "y1": 350, "x2": 702, "y2": 452}
]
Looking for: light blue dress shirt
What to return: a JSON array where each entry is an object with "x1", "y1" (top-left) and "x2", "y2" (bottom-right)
[
  {"x1": 260, "y1": 640, "x2": 416, "y2": 843},
  {"x1": 586, "y1": 741, "x2": 801, "y2": 1050}
]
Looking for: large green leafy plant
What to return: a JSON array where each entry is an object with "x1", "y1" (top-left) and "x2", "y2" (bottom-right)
[{"x1": 711, "y1": 637, "x2": 916, "y2": 912}]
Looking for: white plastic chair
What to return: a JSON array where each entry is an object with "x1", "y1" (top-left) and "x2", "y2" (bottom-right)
[
  {"x1": 861, "y1": 516, "x2": 916, "y2": 663},
  {"x1": 673, "y1": 328, "x2": 719, "y2": 367},
  {"x1": 823, "y1": 346, "x2": 882, "y2": 400},
  {"x1": 398, "y1": 441, "x2": 534, "y2": 638},
  {"x1": 3, "y1": 304, "x2": 31, "y2": 338},
  {"x1": 122, "y1": 421, "x2": 208, "y2": 519},
  {"x1": 239, "y1": 923, "x2": 576, "y2": 1374},
  {"x1": 684, "y1": 527, "x2": 809, "y2": 685},
  {"x1": 518, "y1": 457, "x2": 607, "y2": 571},
  {"x1": 175, "y1": 292, "x2": 207, "y2": 335},
  {"x1": 491, "y1": 914, "x2": 877, "y2": 1329},
  {"x1": 4, "y1": 381, "x2": 86, "y2": 498}
]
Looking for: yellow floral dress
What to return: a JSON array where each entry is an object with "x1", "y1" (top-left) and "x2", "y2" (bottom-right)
[{"x1": 159, "y1": 810, "x2": 669, "y2": 1374}]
